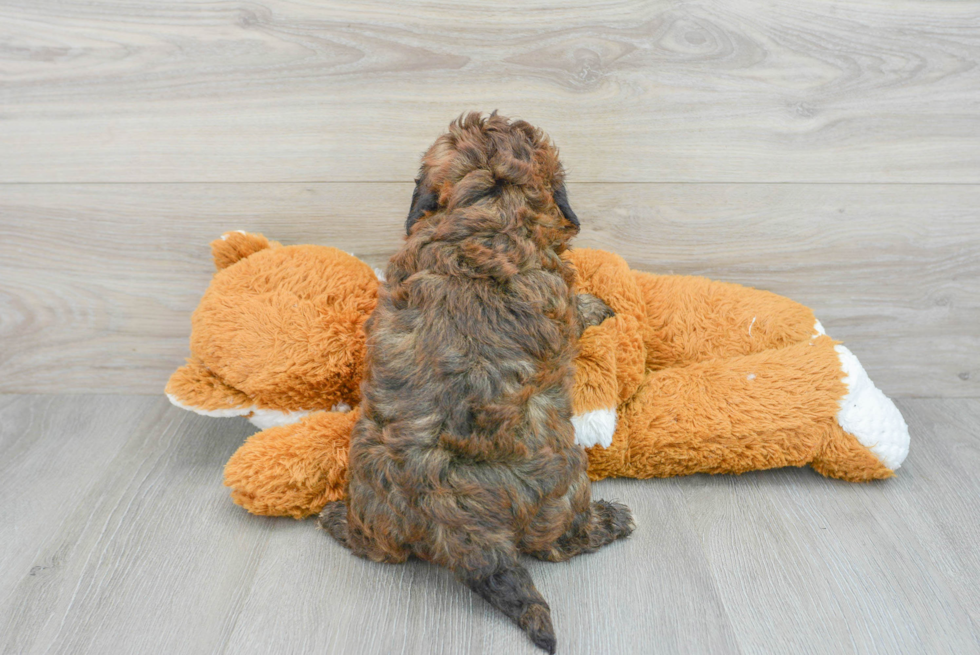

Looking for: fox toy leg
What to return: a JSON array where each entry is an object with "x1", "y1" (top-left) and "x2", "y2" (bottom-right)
[
  {"x1": 632, "y1": 271, "x2": 823, "y2": 370},
  {"x1": 224, "y1": 409, "x2": 358, "y2": 518},
  {"x1": 587, "y1": 336, "x2": 905, "y2": 482}
]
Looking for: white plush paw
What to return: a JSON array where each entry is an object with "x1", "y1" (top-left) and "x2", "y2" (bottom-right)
[
  {"x1": 834, "y1": 345, "x2": 910, "y2": 470},
  {"x1": 572, "y1": 408, "x2": 617, "y2": 449},
  {"x1": 247, "y1": 408, "x2": 312, "y2": 430},
  {"x1": 166, "y1": 393, "x2": 253, "y2": 419}
]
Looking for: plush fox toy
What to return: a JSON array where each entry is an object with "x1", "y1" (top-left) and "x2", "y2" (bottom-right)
[{"x1": 166, "y1": 232, "x2": 910, "y2": 518}]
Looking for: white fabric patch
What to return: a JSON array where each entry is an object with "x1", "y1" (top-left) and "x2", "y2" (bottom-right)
[
  {"x1": 813, "y1": 319, "x2": 826, "y2": 338},
  {"x1": 166, "y1": 393, "x2": 253, "y2": 418},
  {"x1": 247, "y1": 404, "x2": 352, "y2": 428},
  {"x1": 572, "y1": 408, "x2": 617, "y2": 449},
  {"x1": 167, "y1": 394, "x2": 327, "y2": 430},
  {"x1": 247, "y1": 408, "x2": 312, "y2": 430},
  {"x1": 834, "y1": 345, "x2": 910, "y2": 470},
  {"x1": 219, "y1": 230, "x2": 247, "y2": 241},
  {"x1": 373, "y1": 267, "x2": 386, "y2": 282}
]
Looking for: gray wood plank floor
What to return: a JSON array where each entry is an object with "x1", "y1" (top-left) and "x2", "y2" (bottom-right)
[{"x1": 2, "y1": 395, "x2": 978, "y2": 655}]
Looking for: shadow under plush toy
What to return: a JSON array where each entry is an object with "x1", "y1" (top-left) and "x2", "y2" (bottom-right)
[{"x1": 166, "y1": 231, "x2": 910, "y2": 518}]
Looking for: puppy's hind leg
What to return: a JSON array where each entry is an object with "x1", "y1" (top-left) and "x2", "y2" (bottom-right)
[
  {"x1": 318, "y1": 499, "x2": 412, "y2": 563},
  {"x1": 527, "y1": 489, "x2": 635, "y2": 562},
  {"x1": 317, "y1": 500, "x2": 351, "y2": 548},
  {"x1": 456, "y1": 559, "x2": 557, "y2": 654}
]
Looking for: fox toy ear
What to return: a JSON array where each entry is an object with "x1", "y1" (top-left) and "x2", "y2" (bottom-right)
[
  {"x1": 406, "y1": 179, "x2": 440, "y2": 235},
  {"x1": 553, "y1": 185, "x2": 579, "y2": 229}
]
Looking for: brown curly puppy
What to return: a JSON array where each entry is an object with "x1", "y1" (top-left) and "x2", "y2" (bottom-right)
[{"x1": 318, "y1": 112, "x2": 634, "y2": 653}]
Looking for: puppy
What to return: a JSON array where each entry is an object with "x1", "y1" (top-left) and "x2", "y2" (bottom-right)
[{"x1": 319, "y1": 112, "x2": 634, "y2": 653}]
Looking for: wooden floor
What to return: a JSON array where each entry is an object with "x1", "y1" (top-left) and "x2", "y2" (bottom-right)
[
  {"x1": 0, "y1": 395, "x2": 978, "y2": 654},
  {"x1": 2, "y1": 0, "x2": 979, "y2": 653}
]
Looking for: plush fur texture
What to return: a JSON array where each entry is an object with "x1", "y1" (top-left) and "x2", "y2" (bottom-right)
[
  {"x1": 167, "y1": 233, "x2": 378, "y2": 414},
  {"x1": 167, "y1": 241, "x2": 910, "y2": 521},
  {"x1": 576, "y1": 261, "x2": 897, "y2": 482},
  {"x1": 318, "y1": 113, "x2": 633, "y2": 653},
  {"x1": 224, "y1": 408, "x2": 357, "y2": 518}
]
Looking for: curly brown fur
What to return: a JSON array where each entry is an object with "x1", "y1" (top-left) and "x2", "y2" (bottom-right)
[{"x1": 318, "y1": 112, "x2": 633, "y2": 653}]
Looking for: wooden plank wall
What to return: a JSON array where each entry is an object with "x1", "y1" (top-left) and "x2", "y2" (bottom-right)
[{"x1": 1, "y1": 0, "x2": 978, "y2": 397}]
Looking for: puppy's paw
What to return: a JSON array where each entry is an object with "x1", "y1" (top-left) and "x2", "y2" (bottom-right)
[
  {"x1": 317, "y1": 500, "x2": 350, "y2": 546},
  {"x1": 576, "y1": 293, "x2": 615, "y2": 331},
  {"x1": 592, "y1": 500, "x2": 636, "y2": 541}
]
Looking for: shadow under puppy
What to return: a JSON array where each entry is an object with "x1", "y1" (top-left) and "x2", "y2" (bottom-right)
[{"x1": 319, "y1": 112, "x2": 634, "y2": 653}]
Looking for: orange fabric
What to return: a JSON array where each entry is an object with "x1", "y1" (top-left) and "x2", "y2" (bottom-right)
[
  {"x1": 211, "y1": 232, "x2": 281, "y2": 271},
  {"x1": 567, "y1": 250, "x2": 648, "y2": 409},
  {"x1": 225, "y1": 409, "x2": 358, "y2": 519},
  {"x1": 633, "y1": 271, "x2": 820, "y2": 370},
  {"x1": 610, "y1": 337, "x2": 850, "y2": 478},
  {"x1": 812, "y1": 423, "x2": 894, "y2": 481},
  {"x1": 184, "y1": 241, "x2": 378, "y2": 412},
  {"x1": 167, "y1": 236, "x2": 894, "y2": 519},
  {"x1": 167, "y1": 355, "x2": 254, "y2": 412}
]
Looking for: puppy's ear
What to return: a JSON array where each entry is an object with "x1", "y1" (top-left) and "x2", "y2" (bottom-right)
[
  {"x1": 406, "y1": 179, "x2": 440, "y2": 235},
  {"x1": 553, "y1": 185, "x2": 579, "y2": 229}
]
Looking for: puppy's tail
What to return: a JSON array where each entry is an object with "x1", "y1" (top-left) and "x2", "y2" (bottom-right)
[
  {"x1": 457, "y1": 561, "x2": 557, "y2": 654},
  {"x1": 317, "y1": 500, "x2": 351, "y2": 548}
]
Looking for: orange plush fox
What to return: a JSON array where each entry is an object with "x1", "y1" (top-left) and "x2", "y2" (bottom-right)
[{"x1": 166, "y1": 232, "x2": 909, "y2": 518}]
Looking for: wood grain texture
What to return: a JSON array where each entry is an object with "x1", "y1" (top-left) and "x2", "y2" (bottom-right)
[
  {"x1": 0, "y1": 395, "x2": 260, "y2": 655},
  {"x1": 0, "y1": 395, "x2": 150, "y2": 604},
  {"x1": 888, "y1": 399, "x2": 980, "y2": 628},
  {"x1": 1, "y1": 0, "x2": 978, "y2": 183},
  {"x1": 681, "y1": 398, "x2": 980, "y2": 654},
  {"x1": 223, "y1": 478, "x2": 741, "y2": 655},
  {"x1": 2, "y1": 183, "x2": 977, "y2": 397},
  {"x1": 2, "y1": 395, "x2": 978, "y2": 654}
]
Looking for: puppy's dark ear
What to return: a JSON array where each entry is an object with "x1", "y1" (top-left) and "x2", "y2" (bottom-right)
[
  {"x1": 553, "y1": 185, "x2": 579, "y2": 229},
  {"x1": 406, "y1": 179, "x2": 439, "y2": 235}
]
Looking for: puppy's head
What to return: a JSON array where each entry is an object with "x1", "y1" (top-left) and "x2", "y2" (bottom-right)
[{"x1": 406, "y1": 112, "x2": 579, "y2": 245}]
